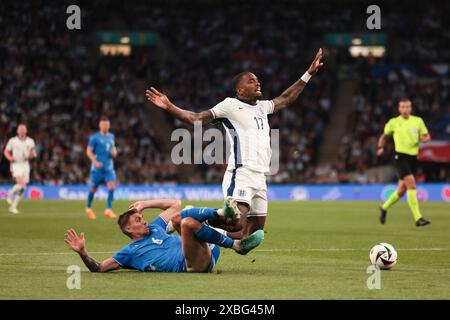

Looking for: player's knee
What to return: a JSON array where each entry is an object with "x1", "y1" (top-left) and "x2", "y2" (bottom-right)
[
  {"x1": 181, "y1": 217, "x2": 200, "y2": 232},
  {"x1": 405, "y1": 181, "x2": 416, "y2": 190},
  {"x1": 107, "y1": 183, "x2": 115, "y2": 190}
]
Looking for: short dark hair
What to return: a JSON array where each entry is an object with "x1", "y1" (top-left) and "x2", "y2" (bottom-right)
[
  {"x1": 398, "y1": 98, "x2": 411, "y2": 104},
  {"x1": 99, "y1": 116, "x2": 110, "y2": 122},
  {"x1": 231, "y1": 72, "x2": 250, "y2": 93},
  {"x1": 118, "y1": 209, "x2": 137, "y2": 238}
]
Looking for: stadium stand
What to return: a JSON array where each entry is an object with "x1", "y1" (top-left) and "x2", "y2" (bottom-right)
[{"x1": 1, "y1": 0, "x2": 448, "y2": 184}]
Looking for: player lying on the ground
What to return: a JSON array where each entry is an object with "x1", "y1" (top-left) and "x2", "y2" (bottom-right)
[{"x1": 65, "y1": 198, "x2": 264, "y2": 273}]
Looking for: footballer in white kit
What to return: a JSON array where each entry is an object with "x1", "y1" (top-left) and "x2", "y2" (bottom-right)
[
  {"x1": 210, "y1": 97, "x2": 274, "y2": 217},
  {"x1": 3, "y1": 124, "x2": 37, "y2": 214},
  {"x1": 146, "y1": 48, "x2": 324, "y2": 238}
]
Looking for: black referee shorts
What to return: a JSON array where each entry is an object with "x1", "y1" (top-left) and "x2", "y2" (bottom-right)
[{"x1": 393, "y1": 152, "x2": 418, "y2": 179}]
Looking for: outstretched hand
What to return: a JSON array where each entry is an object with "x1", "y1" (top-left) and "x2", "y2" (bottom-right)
[
  {"x1": 145, "y1": 87, "x2": 171, "y2": 110},
  {"x1": 307, "y1": 48, "x2": 324, "y2": 75},
  {"x1": 65, "y1": 228, "x2": 86, "y2": 254}
]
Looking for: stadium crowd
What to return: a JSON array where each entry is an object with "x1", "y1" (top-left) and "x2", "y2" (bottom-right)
[
  {"x1": 0, "y1": 1, "x2": 179, "y2": 184},
  {"x1": 1, "y1": 0, "x2": 448, "y2": 185}
]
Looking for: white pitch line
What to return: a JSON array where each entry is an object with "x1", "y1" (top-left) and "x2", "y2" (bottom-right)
[
  {"x1": 270, "y1": 248, "x2": 448, "y2": 252},
  {"x1": 0, "y1": 248, "x2": 447, "y2": 257},
  {"x1": 0, "y1": 251, "x2": 115, "y2": 257}
]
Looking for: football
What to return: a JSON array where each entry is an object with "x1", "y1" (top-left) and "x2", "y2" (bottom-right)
[{"x1": 369, "y1": 243, "x2": 398, "y2": 270}]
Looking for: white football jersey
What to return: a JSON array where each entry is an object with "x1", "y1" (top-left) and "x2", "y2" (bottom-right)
[
  {"x1": 210, "y1": 97, "x2": 274, "y2": 173},
  {"x1": 5, "y1": 136, "x2": 36, "y2": 164}
]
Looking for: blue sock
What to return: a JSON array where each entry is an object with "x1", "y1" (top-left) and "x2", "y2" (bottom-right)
[
  {"x1": 194, "y1": 224, "x2": 233, "y2": 248},
  {"x1": 107, "y1": 189, "x2": 114, "y2": 209},
  {"x1": 181, "y1": 207, "x2": 218, "y2": 223},
  {"x1": 87, "y1": 191, "x2": 95, "y2": 208}
]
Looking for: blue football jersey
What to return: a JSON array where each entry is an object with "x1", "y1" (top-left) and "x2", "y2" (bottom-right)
[
  {"x1": 88, "y1": 132, "x2": 115, "y2": 171},
  {"x1": 112, "y1": 217, "x2": 186, "y2": 272}
]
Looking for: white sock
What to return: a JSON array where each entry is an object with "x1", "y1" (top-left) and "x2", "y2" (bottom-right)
[
  {"x1": 232, "y1": 240, "x2": 241, "y2": 251},
  {"x1": 11, "y1": 189, "x2": 24, "y2": 208},
  {"x1": 11, "y1": 194, "x2": 22, "y2": 208},
  {"x1": 9, "y1": 184, "x2": 22, "y2": 196}
]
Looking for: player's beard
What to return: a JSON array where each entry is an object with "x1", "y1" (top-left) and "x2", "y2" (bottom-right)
[{"x1": 255, "y1": 91, "x2": 263, "y2": 99}]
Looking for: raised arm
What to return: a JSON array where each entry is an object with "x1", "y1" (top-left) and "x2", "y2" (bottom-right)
[
  {"x1": 145, "y1": 87, "x2": 213, "y2": 125},
  {"x1": 65, "y1": 229, "x2": 121, "y2": 273},
  {"x1": 272, "y1": 48, "x2": 324, "y2": 113},
  {"x1": 128, "y1": 199, "x2": 182, "y2": 223}
]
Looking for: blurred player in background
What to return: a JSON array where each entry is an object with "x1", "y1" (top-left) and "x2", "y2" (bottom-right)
[
  {"x1": 85, "y1": 117, "x2": 118, "y2": 220},
  {"x1": 146, "y1": 49, "x2": 324, "y2": 238},
  {"x1": 377, "y1": 98, "x2": 431, "y2": 227},
  {"x1": 3, "y1": 124, "x2": 37, "y2": 214}
]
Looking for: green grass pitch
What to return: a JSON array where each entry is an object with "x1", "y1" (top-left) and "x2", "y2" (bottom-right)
[{"x1": 0, "y1": 200, "x2": 449, "y2": 299}]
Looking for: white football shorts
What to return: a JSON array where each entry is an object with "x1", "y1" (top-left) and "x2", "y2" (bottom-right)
[
  {"x1": 222, "y1": 166, "x2": 268, "y2": 217},
  {"x1": 10, "y1": 163, "x2": 30, "y2": 183}
]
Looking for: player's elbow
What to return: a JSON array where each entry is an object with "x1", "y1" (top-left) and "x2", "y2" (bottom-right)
[
  {"x1": 188, "y1": 114, "x2": 201, "y2": 125},
  {"x1": 95, "y1": 264, "x2": 109, "y2": 273}
]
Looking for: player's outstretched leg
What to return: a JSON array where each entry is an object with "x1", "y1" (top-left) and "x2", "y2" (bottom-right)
[
  {"x1": 182, "y1": 216, "x2": 264, "y2": 255},
  {"x1": 403, "y1": 175, "x2": 430, "y2": 227},
  {"x1": 181, "y1": 201, "x2": 240, "y2": 223},
  {"x1": 379, "y1": 180, "x2": 406, "y2": 224},
  {"x1": 6, "y1": 183, "x2": 21, "y2": 206},
  {"x1": 10, "y1": 187, "x2": 24, "y2": 214},
  {"x1": 233, "y1": 230, "x2": 265, "y2": 255},
  {"x1": 407, "y1": 189, "x2": 430, "y2": 227},
  {"x1": 8, "y1": 179, "x2": 25, "y2": 214},
  {"x1": 103, "y1": 182, "x2": 117, "y2": 219},
  {"x1": 86, "y1": 187, "x2": 97, "y2": 220}
]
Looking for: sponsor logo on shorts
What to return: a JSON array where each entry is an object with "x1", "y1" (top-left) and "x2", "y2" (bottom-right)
[{"x1": 238, "y1": 189, "x2": 246, "y2": 197}]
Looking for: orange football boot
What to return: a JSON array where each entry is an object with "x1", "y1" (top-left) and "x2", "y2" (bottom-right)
[
  {"x1": 85, "y1": 208, "x2": 96, "y2": 220},
  {"x1": 104, "y1": 209, "x2": 117, "y2": 219}
]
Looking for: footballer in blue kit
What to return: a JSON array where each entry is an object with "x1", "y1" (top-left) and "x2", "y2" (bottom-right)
[
  {"x1": 65, "y1": 198, "x2": 264, "y2": 273},
  {"x1": 85, "y1": 117, "x2": 118, "y2": 220}
]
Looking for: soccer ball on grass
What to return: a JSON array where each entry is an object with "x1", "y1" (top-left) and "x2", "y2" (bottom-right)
[{"x1": 369, "y1": 242, "x2": 398, "y2": 270}]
